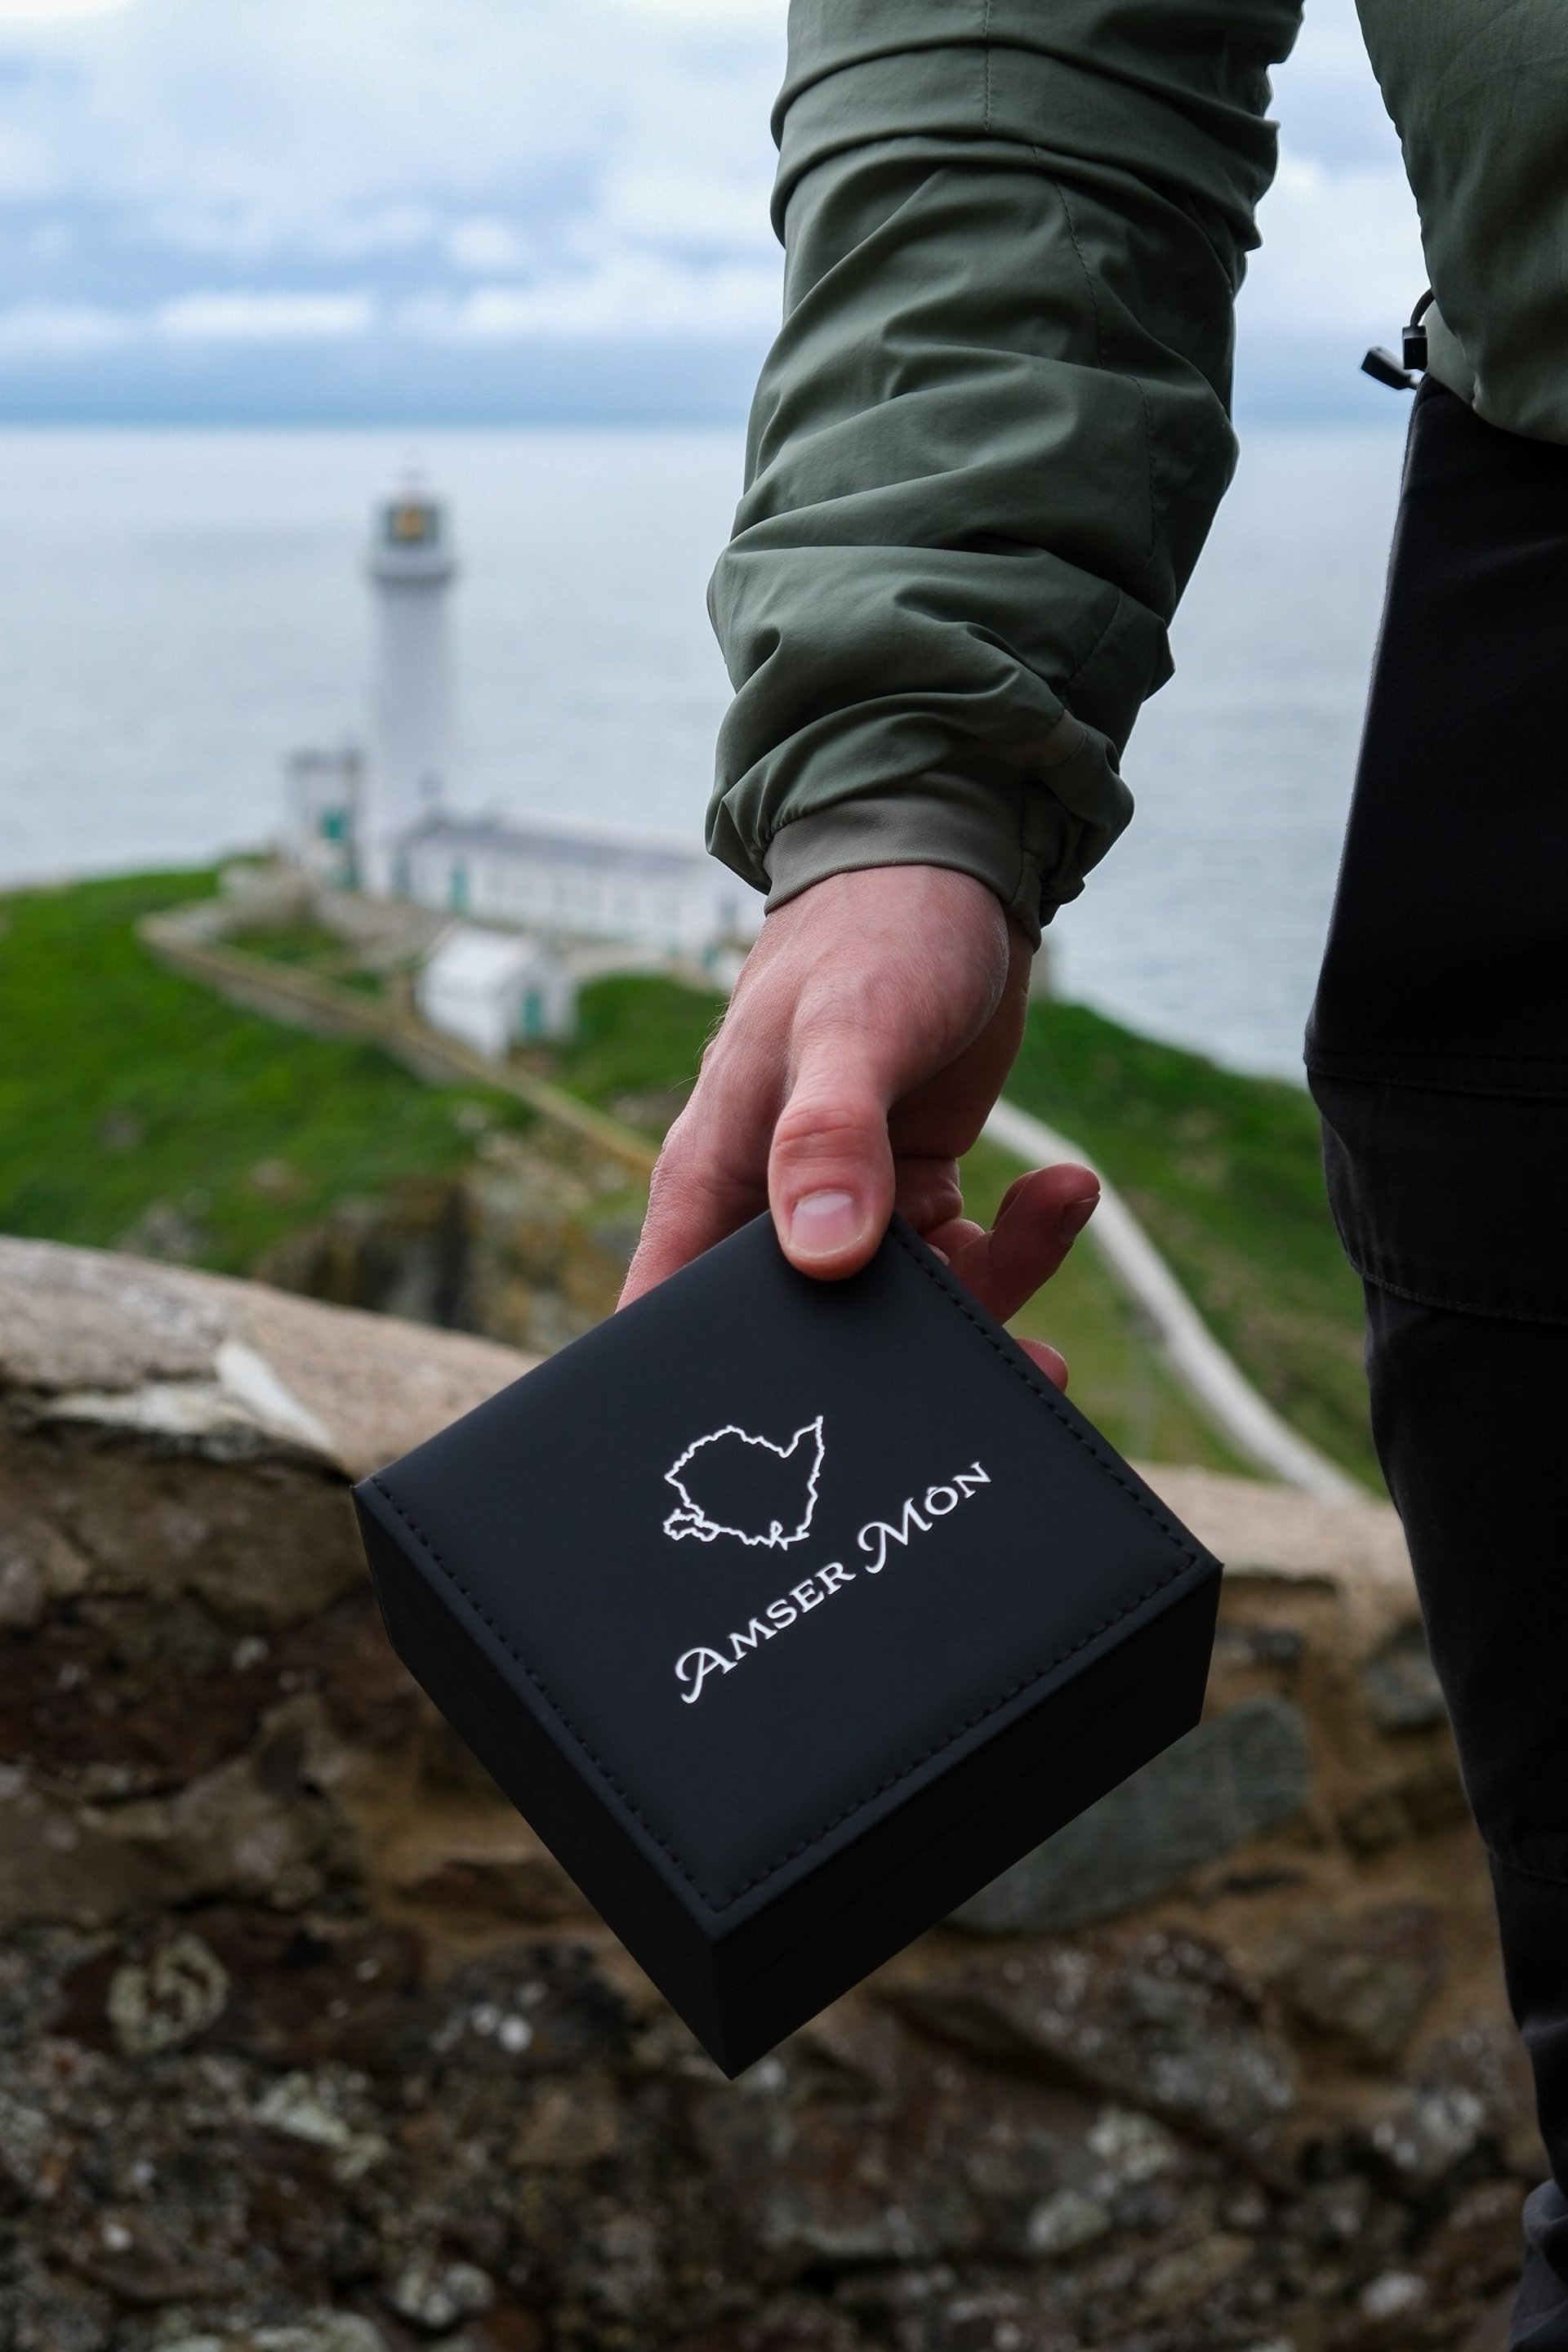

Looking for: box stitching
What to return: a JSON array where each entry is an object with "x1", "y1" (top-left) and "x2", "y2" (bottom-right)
[
  {"x1": 886, "y1": 1218, "x2": 1201, "y2": 1552},
  {"x1": 370, "y1": 1227, "x2": 1209, "y2": 1916}
]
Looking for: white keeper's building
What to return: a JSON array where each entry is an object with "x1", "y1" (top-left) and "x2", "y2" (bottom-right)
[
  {"x1": 394, "y1": 810, "x2": 752, "y2": 964},
  {"x1": 415, "y1": 922, "x2": 577, "y2": 1055}
]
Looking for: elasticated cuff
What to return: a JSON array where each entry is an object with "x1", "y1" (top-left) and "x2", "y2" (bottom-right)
[
  {"x1": 761, "y1": 786, "x2": 1040, "y2": 942},
  {"x1": 759, "y1": 738, "x2": 1102, "y2": 949}
]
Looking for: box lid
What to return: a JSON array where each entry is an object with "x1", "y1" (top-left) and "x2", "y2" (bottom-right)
[{"x1": 357, "y1": 1214, "x2": 1218, "y2": 1944}]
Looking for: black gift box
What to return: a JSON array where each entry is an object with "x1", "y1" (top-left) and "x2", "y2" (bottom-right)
[{"x1": 354, "y1": 1213, "x2": 1222, "y2": 2077}]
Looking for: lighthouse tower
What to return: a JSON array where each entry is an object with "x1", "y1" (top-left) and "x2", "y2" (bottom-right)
[{"x1": 361, "y1": 480, "x2": 456, "y2": 896}]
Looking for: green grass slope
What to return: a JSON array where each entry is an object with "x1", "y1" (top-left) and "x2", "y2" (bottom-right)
[
  {"x1": 999, "y1": 1004, "x2": 1375, "y2": 1486},
  {"x1": 0, "y1": 871, "x2": 532, "y2": 1272},
  {"x1": 0, "y1": 880, "x2": 1374, "y2": 1486},
  {"x1": 546, "y1": 978, "x2": 1376, "y2": 1487}
]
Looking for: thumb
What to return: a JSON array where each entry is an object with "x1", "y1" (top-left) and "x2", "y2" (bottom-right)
[{"x1": 768, "y1": 1036, "x2": 895, "y2": 1281}]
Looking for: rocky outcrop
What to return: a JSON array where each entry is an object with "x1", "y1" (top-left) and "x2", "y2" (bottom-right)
[
  {"x1": 252, "y1": 1131, "x2": 640, "y2": 1357},
  {"x1": 0, "y1": 1238, "x2": 1535, "y2": 2351}
]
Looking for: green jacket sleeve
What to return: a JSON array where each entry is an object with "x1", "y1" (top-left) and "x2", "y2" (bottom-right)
[
  {"x1": 1356, "y1": 0, "x2": 1568, "y2": 447},
  {"x1": 706, "y1": 0, "x2": 1303, "y2": 942}
]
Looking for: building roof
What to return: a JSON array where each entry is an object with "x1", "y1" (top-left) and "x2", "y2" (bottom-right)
[
  {"x1": 399, "y1": 809, "x2": 715, "y2": 884},
  {"x1": 422, "y1": 923, "x2": 549, "y2": 991}
]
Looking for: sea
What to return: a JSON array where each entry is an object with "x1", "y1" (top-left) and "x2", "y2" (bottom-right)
[{"x1": 0, "y1": 421, "x2": 1409, "y2": 1083}]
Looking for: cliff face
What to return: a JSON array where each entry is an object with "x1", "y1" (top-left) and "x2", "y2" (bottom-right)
[
  {"x1": 250, "y1": 1131, "x2": 639, "y2": 1359},
  {"x1": 0, "y1": 1239, "x2": 1532, "y2": 2352}
]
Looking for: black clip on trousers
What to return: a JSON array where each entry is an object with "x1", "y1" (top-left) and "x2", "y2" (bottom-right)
[{"x1": 1306, "y1": 378, "x2": 1568, "y2": 2345}]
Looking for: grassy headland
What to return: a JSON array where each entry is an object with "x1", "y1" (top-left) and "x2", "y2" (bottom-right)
[
  {"x1": 0, "y1": 875, "x2": 1376, "y2": 1486},
  {"x1": 545, "y1": 977, "x2": 1378, "y2": 1488},
  {"x1": 0, "y1": 870, "x2": 536, "y2": 1272},
  {"x1": 1000, "y1": 1006, "x2": 1375, "y2": 1486}
]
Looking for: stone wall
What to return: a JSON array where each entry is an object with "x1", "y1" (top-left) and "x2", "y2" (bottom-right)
[{"x1": 0, "y1": 1238, "x2": 1535, "y2": 2352}]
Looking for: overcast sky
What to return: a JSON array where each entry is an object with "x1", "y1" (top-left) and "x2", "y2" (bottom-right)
[{"x1": 0, "y1": 0, "x2": 1425, "y2": 421}]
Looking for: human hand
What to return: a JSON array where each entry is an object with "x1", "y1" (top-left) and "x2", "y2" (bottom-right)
[{"x1": 618, "y1": 866, "x2": 1099, "y2": 1384}]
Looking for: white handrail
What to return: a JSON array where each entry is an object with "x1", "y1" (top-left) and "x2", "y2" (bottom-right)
[{"x1": 983, "y1": 1096, "x2": 1363, "y2": 1501}]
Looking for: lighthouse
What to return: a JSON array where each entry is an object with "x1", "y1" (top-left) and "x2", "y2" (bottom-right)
[{"x1": 361, "y1": 480, "x2": 456, "y2": 896}]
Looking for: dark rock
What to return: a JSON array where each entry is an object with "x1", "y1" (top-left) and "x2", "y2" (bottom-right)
[
  {"x1": 891, "y1": 1934, "x2": 1297, "y2": 2167},
  {"x1": 158, "y1": 2323, "x2": 390, "y2": 2352},
  {"x1": 838, "y1": 2274, "x2": 1080, "y2": 2352},
  {"x1": 1462, "y1": 2288, "x2": 1517, "y2": 2352},
  {"x1": 0, "y1": 1496, "x2": 89, "y2": 1630},
  {"x1": 1339, "y1": 2267, "x2": 1430, "y2": 2347},
  {"x1": 257, "y1": 1177, "x2": 474, "y2": 1330},
  {"x1": 0, "y1": 1591, "x2": 280, "y2": 1797},
  {"x1": 390, "y1": 1842, "x2": 581, "y2": 1927},
  {"x1": 386, "y1": 2250, "x2": 496, "y2": 2332},
  {"x1": 0, "y1": 1764, "x2": 172, "y2": 1930},
  {"x1": 672, "y1": 2300, "x2": 864, "y2": 2352},
  {"x1": 56, "y1": 2205, "x2": 225, "y2": 2305},
  {"x1": 57, "y1": 1909, "x2": 423, "y2": 2071},
  {"x1": 428, "y1": 1940, "x2": 634, "y2": 2082},
  {"x1": 5, "y1": 2256, "x2": 114, "y2": 2352},
  {"x1": 1214, "y1": 1620, "x2": 1306, "y2": 1668},
  {"x1": 510, "y1": 2077, "x2": 621, "y2": 2167},
  {"x1": 283, "y1": 1588, "x2": 423, "y2": 1753},
  {"x1": 1420, "y1": 2181, "x2": 1526, "y2": 2312},
  {"x1": 950, "y1": 1699, "x2": 1312, "y2": 1936},
  {"x1": 1278, "y1": 1902, "x2": 1447, "y2": 2069},
  {"x1": 0, "y1": 2083, "x2": 53, "y2": 2206},
  {"x1": 1371, "y1": 2027, "x2": 1539, "y2": 2186},
  {"x1": 90, "y1": 1694, "x2": 355, "y2": 1912},
  {"x1": 1363, "y1": 1626, "x2": 1448, "y2": 1734},
  {"x1": 257, "y1": 1138, "x2": 634, "y2": 1360},
  {"x1": 418, "y1": 1713, "x2": 510, "y2": 1797},
  {"x1": 105, "y1": 1929, "x2": 231, "y2": 2055},
  {"x1": 1339, "y1": 1751, "x2": 1472, "y2": 1854}
]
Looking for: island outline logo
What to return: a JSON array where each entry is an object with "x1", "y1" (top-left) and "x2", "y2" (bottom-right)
[{"x1": 662, "y1": 1416, "x2": 826, "y2": 1550}]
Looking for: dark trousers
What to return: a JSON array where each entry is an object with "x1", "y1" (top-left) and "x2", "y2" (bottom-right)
[{"x1": 1305, "y1": 381, "x2": 1568, "y2": 2345}]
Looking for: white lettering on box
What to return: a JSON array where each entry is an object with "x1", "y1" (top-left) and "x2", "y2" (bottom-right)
[
  {"x1": 858, "y1": 1495, "x2": 931, "y2": 1575},
  {"x1": 675, "y1": 1460, "x2": 994, "y2": 1703},
  {"x1": 675, "y1": 1646, "x2": 733, "y2": 1704}
]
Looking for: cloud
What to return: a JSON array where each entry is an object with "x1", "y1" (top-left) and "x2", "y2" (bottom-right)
[
  {"x1": 1229, "y1": 0, "x2": 1424, "y2": 350},
  {"x1": 1244, "y1": 152, "x2": 1424, "y2": 336},
  {"x1": 136, "y1": 199, "x2": 441, "y2": 262},
  {"x1": 0, "y1": 0, "x2": 136, "y2": 19},
  {"x1": 156, "y1": 291, "x2": 375, "y2": 341},
  {"x1": 407, "y1": 254, "x2": 780, "y2": 341},
  {"x1": 446, "y1": 216, "x2": 529, "y2": 274},
  {"x1": 0, "y1": 298, "x2": 131, "y2": 352},
  {"x1": 610, "y1": 0, "x2": 782, "y2": 20},
  {"x1": 1264, "y1": 0, "x2": 1405, "y2": 172},
  {"x1": 0, "y1": 289, "x2": 378, "y2": 355},
  {"x1": 598, "y1": 160, "x2": 778, "y2": 257},
  {"x1": 0, "y1": 0, "x2": 1431, "y2": 418}
]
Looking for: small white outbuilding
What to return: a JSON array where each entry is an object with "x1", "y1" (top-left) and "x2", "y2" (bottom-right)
[{"x1": 415, "y1": 924, "x2": 576, "y2": 1060}]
